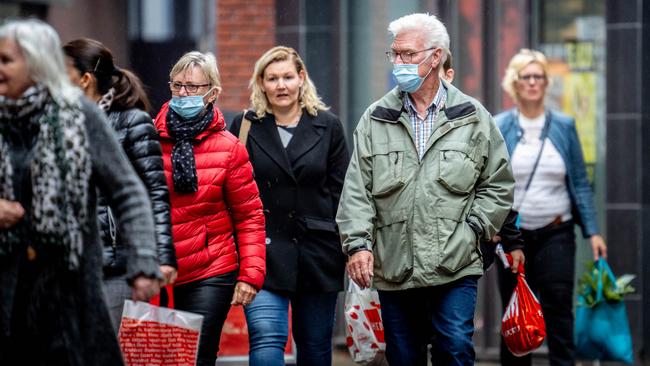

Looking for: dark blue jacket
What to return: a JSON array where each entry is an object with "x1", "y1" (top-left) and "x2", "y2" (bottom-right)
[{"x1": 494, "y1": 108, "x2": 599, "y2": 238}]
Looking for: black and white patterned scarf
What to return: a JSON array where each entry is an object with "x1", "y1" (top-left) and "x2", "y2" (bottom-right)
[
  {"x1": 166, "y1": 104, "x2": 214, "y2": 193},
  {"x1": 97, "y1": 87, "x2": 115, "y2": 113},
  {"x1": 0, "y1": 84, "x2": 91, "y2": 269}
]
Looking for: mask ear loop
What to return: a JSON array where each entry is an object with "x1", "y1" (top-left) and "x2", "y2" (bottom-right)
[{"x1": 202, "y1": 86, "x2": 217, "y2": 105}]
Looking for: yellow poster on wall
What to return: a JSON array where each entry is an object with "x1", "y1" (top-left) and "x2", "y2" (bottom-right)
[{"x1": 562, "y1": 72, "x2": 597, "y2": 165}]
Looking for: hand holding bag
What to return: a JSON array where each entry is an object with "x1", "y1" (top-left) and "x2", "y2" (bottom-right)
[
  {"x1": 118, "y1": 287, "x2": 204, "y2": 366},
  {"x1": 344, "y1": 280, "x2": 386, "y2": 365},
  {"x1": 575, "y1": 258, "x2": 634, "y2": 363},
  {"x1": 500, "y1": 255, "x2": 546, "y2": 356}
]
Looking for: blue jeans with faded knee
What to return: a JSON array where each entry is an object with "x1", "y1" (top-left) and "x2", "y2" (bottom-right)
[
  {"x1": 379, "y1": 276, "x2": 479, "y2": 366},
  {"x1": 244, "y1": 289, "x2": 338, "y2": 366}
]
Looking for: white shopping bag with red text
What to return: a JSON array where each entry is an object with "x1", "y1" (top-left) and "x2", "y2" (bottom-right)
[
  {"x1": 344, "y1": 280, "x2": 386, "y2": 364},
  {"x1": 118, "y1": 299, "x2": 204, "y2": 366}
]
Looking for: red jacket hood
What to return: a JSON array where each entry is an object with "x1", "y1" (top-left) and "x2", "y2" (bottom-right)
[{"x1": 154, "y1": 101, "x2": 226, "y2": 140}]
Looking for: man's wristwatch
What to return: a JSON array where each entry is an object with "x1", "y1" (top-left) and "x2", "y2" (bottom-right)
[{"x1": 347, "y1": 245, "x2": 370, "y2": 257}]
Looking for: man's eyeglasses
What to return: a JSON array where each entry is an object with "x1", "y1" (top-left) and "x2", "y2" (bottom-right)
[
  {"x1": 385, "y1": 47, "x2": 436, "y2": 63},
  {"x1": 169, "y1": 81, "x2": 211, "y2": 93},
  {"x1": 518, "y1": 74, "x2": 546, "y2": 82}
]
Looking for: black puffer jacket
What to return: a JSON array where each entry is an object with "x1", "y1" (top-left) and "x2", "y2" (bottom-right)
[{"x1": 98, "y1": 108, "x2": 176, "y2": 277}]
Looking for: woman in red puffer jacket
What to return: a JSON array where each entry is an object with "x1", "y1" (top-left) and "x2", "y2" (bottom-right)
[{"x1": 154, "y1": 51, "x2": 265, "y2": 366}]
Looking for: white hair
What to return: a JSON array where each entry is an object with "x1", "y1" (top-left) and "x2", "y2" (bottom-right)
[
  {"x1": 388, "y1": 13, "x2": 450, "y2": 64},
  {"x1": 0, "y1": 18, "x2": 81, "y2": 105}
]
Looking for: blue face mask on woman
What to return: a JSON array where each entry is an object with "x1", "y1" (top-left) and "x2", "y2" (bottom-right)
[
  {"x1": 392, "y1": 52, "x2": 435, "y2": 93},
  {"x1": 169, "y1": 88, "x2": 213, "y2": 119}
]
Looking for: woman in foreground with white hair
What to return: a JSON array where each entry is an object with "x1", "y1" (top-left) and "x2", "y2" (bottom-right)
[{"x1": 0, "y1": 19, "x2": 161, "y2": 365}]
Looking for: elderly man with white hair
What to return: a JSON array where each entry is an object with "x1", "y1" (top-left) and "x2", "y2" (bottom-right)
[{"x1": 337, "y1": 13, "x2": 514, "y2": 365}]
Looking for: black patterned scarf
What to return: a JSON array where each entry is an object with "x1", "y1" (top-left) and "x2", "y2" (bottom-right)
[
  {"x1": 0, "y1": 84, "x2": 91, "y2": 269},
  {"x1": 97, "y1": 87, "x2": 115, "y2": 113},
  {"x1": 166, "y1": 104, "x2": 214, "y2": 193}
]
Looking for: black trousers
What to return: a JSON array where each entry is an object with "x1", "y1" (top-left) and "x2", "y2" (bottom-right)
[
  {"x1": 497, "y1": 221, "x2": 576, "y2": 366},
  {"x1": 174, "y1": 271, "x2": 236, "y2": 366}
]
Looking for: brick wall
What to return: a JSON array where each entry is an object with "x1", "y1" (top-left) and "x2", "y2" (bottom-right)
[{"x1": 216, "y1": 0, "x2": 276, "y2": 113}]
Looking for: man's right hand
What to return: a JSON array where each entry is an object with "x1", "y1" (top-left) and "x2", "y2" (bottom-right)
[
  {"x1": 347, "y1": 250, "x2": 374, "y2": 289},
  {"x1": 0, "y1": 199, "x2": 24, "y2": 230}
]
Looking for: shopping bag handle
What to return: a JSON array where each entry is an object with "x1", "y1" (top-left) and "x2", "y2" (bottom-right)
[
  {"x1": 595, "y1": 258, "x2": 617, "y2": 303},
  {"x1": 496, "y1": 244, "x2": 525, "y2": 275},
  {"x1": 150, "y1": 284, "x2": 174, "y2": 308}
]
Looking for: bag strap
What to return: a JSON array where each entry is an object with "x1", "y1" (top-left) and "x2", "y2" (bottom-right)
[
  {"x1": 150, "y1": 285, "x2": 174, "y2": 308},
  {"x1": 239, "y1": 109, "x2": 252, "y2": 146},
  {"x1": 595, "y1": 258, "x2": 618, "y2": 302},
  {"x1": 514, "y1": 110, "x2": 551, "y2": 211}
]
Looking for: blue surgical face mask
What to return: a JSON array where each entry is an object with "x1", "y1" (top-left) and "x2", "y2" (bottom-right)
[
  {"x1": 392, "y1": 52, "x2": 435, "y2": 93},
  {"x1": 169, "y1": 88, "x2": 214, "y2": 119}
]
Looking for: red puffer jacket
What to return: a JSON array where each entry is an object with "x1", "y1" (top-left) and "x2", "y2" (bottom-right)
[{"x1": 154, "y1": 102, "x2": 265, "y2": 288}]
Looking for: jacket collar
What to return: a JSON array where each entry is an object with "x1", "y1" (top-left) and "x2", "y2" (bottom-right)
[
  {"x1": 369, "y1": 81, "x2": 480, "y2": 158},
  {"x1": 246, "y1": 109, "x2": 327, "y2": 182},
  {"x1": 370, "y1": 81, "x2": 477, "y2": 123}
]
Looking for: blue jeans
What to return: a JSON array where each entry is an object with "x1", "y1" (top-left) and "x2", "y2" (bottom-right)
[
  {"x1": 378, "y1": 276, "x2": 479, "y2": 366},
  {"x1": 244, "y1": 289, "x2": 338, "y2": 366}
]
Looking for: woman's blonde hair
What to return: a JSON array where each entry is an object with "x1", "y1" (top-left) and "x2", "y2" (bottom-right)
[
  {"x1": 501, "y1": 48, "x2": 550, "y2": 102},
  {"x1": 169, "y1": 51, "x2": 222, "y2": 97},
  {"x1": 249, "y1": 46, "x2": 328, "y2": 118}
]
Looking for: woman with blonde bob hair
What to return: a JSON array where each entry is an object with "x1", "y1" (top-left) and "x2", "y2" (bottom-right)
[
  {"x1": 501, "y1": 49, "x2": 550, "y2": 103},
  {"x1": 229, "y1": 46, "x2": 349, "y2": 366},
  {"x1": 154, "y1": 51, "x2": 266, "y2": 366},
  {"x1": 494, "y1": 48, "x2": 607, "y2": 366}
]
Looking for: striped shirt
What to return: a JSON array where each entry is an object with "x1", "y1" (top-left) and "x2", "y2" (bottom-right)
[{"x1": 403, "y1": 85, "x2": 447, "y2": 159}]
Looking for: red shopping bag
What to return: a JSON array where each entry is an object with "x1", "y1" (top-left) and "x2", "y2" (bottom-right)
[
  {"x1": 500, "y1": 254, "x2": 546, "y2": 356},
  {"x1": 118, "y1": 288, "x2": 204, "y2": 366}
]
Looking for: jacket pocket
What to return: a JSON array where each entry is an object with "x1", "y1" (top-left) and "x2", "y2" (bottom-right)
[
  {"x1": 373, "y1": 210, "x2": 412, "y2": 283},
  {"x1": 436, "y1": 205, "x2": 479, "y2": 273},
  {"x1": 437, "y1": 142, "x2": 479, "y2": 195},
  {"x1": 371, "y1": 141, "x2": 406, "y2": 197},
  {"x1": 303, "y1": 216, "x2": 337, "y2": 233}
]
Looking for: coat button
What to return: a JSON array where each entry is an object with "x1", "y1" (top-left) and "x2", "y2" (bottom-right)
[
  {"x1": 288, "y1": 211, "x2": 295, "y2": 219},
  {"x1": 291, "y1": 238, "x2": 298, "y2": 244},
  {"x1": 263, "y1": 209, "x2": 270, "y2": 215}
]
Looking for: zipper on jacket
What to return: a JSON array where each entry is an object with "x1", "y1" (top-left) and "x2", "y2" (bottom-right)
[{"x1": 107, "y1": 206, "x2": 118, "y2": 265}]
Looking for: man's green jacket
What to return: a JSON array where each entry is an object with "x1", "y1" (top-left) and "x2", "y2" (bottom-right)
[{"x1": 336, "y1": 81, "x2": 514, "y2": 290}]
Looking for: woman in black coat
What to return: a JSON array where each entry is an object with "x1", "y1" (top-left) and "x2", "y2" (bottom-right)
[
  {"x1": 63, "y1": 38, "x2": 177, "y2": 331},
  {"x1": 0, "y1": 19, "x2": 160, "y2": 365},
  {"x1": 229, "y1": 46, "x2": 349, "y2": 366}
]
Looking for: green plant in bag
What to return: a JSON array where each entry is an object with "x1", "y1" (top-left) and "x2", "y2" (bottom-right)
[{"x1": 577, "y1": 261, "x2": 635, "y2": 307}]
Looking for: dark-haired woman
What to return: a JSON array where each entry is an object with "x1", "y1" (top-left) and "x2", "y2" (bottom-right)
[{"x1": 63, "y1": 38, "x2": 177, "y2": 331}]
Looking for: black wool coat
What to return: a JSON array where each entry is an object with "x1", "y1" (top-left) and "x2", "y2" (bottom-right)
[{"x1": 230, "y1": 109, "x2": 350, "y2": 294}]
